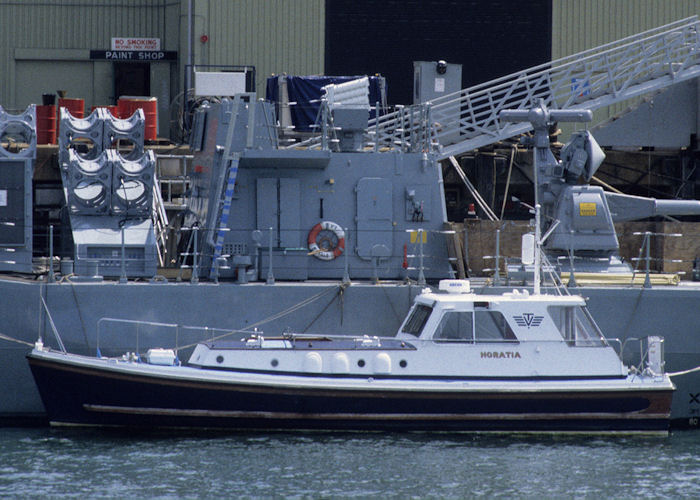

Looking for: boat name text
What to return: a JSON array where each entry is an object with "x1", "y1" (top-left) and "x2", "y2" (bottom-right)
[{"x1": 481, "y1": 351, "x2": 521, "y2": 359}]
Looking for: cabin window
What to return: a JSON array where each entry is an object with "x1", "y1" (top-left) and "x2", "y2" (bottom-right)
[
  {"x1": 434, "y1": 310, "x2": 517, "y2": 342},
  {"x1": 435, "y1": 311, "x2": 474, "y2": 341},
  {"x1": 474, "y1": 311, "x2": 517, "y2": 342},
  {"x1": 401, "y1": 304, "x2": 433, "y2": 337},
  {"x1": 548, "y1": 306, "x2": 606, "y2": 346}
]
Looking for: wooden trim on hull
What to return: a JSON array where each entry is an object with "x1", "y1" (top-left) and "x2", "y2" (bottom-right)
[{"x1": 84, "y1": 404, "x2": 669, "y2": 422}]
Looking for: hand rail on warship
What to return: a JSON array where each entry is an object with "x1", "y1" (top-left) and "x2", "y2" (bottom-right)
[{"x1": 287, "y1": 17, "x2": 700, "y2": 158}]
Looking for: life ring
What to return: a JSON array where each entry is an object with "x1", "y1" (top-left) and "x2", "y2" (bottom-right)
[{"x1": 308, "y1": 221, "x2": 345, "y2": 261}]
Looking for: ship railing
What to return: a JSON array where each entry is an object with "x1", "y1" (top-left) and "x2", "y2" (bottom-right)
[
  {"x1": 96, "y1": 317, "x2": 253, "y2": 360},
  {"x1": 284, "y1": 102, "x2": 437, "y2": 153},
  {"x1": 501, "y1": 256, "x2": 559, "y2": 287},
  {"x1": 170, "y1": 225, "x2": 457, "y2": 284},
  {"x1": 37, "y1": 221, "x2": 162, "y2": 281},
  {"x1": 156, "y1": 154, "x2": 192, "y2": 210},
  {"x1": 366, "y1": 103, "x2": 437, "y2": 153},
  {"x1": 31, "y1": 223, "x2": 458, "y2": 284},
  {"x1": 410, "y1": 16, "x2": 700, "y2": 159},
  {"x1": 620, "y1": 336, "x2": 667, "y2": 376},
  {"x1": 631, "y1": 231, "x2": 683, "y2": 288},
  {"x1": 539, "y1": 251, "x2": 571, "y2": 296}
]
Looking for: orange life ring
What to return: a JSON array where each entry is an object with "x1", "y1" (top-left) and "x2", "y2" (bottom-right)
[{"x1": 308, "y1": 221, "x2": 345, "y2": 261}]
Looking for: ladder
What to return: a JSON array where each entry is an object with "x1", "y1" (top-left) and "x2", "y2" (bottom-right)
[
  {"x1": 151, "y1": 178, "x2": 169, "y2": 267},
  {"x1": 207, "y1": 97, "x2": 244, "y2": 278},
  {"x1": 289, "y1": 17, "x2": 700, "y2": 158}
]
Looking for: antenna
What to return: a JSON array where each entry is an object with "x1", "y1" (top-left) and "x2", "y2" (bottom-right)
[{"x1": 534, "y1": 204, "x2": 542, "y2": 295}]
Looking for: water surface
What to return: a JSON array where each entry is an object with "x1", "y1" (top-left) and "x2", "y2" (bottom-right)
[{"x1": 0, "y1": 429, "x2": 698, "y2": 498}]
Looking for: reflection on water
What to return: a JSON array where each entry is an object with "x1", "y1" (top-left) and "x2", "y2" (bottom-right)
[{"x1": 0, "y1": 428, "x2": 699, "y2": 498}]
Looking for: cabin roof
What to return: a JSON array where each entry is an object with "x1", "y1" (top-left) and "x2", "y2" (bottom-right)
[{"x1": 417, "y1": 290, "x2": 587, "y2": 307}]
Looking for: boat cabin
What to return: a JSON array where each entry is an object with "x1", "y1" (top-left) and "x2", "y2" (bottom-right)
[{"x1": 398, "y1": 280, "x2": 607, "y2": 347}]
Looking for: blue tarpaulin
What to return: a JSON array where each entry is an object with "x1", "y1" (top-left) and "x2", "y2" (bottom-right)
[{"x1": 266, "y1": 75, "x2": 386, "y2": 132}]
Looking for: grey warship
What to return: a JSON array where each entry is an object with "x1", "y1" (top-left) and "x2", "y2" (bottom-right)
[{"x1": 2, "y1": 18, "x2": 700, "y2": 428}]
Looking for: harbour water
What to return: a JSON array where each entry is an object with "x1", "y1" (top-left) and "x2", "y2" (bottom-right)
[{"x1": 0, "y1": 428, "x2": 698, "y2": 498}]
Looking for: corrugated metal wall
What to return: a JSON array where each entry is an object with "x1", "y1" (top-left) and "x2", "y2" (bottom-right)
[
  {"x1": 195, "y1": 0, "x2": 324, "y2": 96},
  {"x1": 552, "y1": 0, "x2": 700, "y2": 125},
  {"x1": 5, "y1": 1, "x2": 698, "y2": 126},
  {"x1": 0, "y1": 0, "x2": 179, "y2": 109},
  {"x1": 552, "y1": 0, "x2": 700, "y2": 59}
]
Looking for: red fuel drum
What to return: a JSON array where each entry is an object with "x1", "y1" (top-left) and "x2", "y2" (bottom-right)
[{"x1": 118, "y1": 97, "x2": 157, "y2": 141}]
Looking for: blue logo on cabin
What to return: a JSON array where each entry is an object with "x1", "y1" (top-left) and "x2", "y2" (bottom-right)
[{"x1": 513, "y1": 313, "x2": 544, "y2": 328}]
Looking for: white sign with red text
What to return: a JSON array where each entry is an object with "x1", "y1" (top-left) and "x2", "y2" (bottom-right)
[{"x1": 111, "y1": 38, "x2": 161, "y2": 51}]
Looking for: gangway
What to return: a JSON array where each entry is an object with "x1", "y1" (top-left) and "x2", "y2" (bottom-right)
[{"x1": 288, "y1": 17, "x2": 700, "y2": 159}]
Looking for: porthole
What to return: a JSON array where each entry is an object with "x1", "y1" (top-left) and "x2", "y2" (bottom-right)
[
  {"x1": 399, "y1": 359, "x2": 407, "y2": 368},
  {"x1": 271, "y1": 358, "x2": 279, "y2": 367},
  {"x1": 357, "y1": 359, "x2": 365, "y2": 368},
  {"x1": 216, "y1": 355, "x2": 224, "y2": 364}
]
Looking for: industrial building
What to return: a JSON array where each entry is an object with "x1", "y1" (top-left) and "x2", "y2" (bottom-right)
[{"x1": 1, "y1": 1, "x2": 699, "y2": 139}]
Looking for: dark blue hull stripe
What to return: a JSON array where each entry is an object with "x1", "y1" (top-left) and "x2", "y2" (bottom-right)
[{"x1": 197, "y1": 364, "x2": 628, "y2": 381}]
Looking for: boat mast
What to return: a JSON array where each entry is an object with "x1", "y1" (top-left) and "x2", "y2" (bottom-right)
[
  {"x1": 499, "y1": 101, "x2": 593, "y2": 294},
  {"x1": 534, "y1": 203, "x2": 541, "y2": 295}
]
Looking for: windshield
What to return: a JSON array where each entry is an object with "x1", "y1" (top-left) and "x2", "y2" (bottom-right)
[{"x1": 401, "y1": 304, "x2": 433, "y2": 337}]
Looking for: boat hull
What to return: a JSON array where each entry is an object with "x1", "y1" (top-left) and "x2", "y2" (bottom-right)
[{"x1": 27, "y1": 350, "x2": 673, "y2": 433}]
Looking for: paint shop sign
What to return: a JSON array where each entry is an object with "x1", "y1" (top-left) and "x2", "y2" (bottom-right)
[{"x1": 90, "y1": 37, "x2": 177, "y2": 61}]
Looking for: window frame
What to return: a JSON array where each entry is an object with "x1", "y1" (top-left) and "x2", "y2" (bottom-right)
[{"x1": 401, "y1": 303, "x2": 433, "y2": 337}]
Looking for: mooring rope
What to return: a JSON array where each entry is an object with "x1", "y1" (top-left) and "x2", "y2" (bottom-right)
[
  {"x1": 668, "y1": 365, "x2": 700, "y2": 377},
  {"x1": 6, "y1": 283, "x2": 347, "y2": 354},
  {"x1": 0, "y1": 332, "x2": 34, "y2": 347},
  {"x1": 175, "y1": 283, "x2": 347, "y2": 350}
]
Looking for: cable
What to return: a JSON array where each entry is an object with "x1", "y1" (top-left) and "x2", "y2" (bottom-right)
[
  {"x1": 668, "y1": 365, "x2": 700, "y2": 377},
  {"x1": 0, "y1": 331, "x2": 33, "y2": 347},
  {"x1": 175, "y1": 283, "x2": 345, "y2": 350}
]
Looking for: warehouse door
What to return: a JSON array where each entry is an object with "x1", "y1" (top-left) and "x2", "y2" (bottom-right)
[{"x1": 114, "y1": 62, "x2": 150, "y2": 99}]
